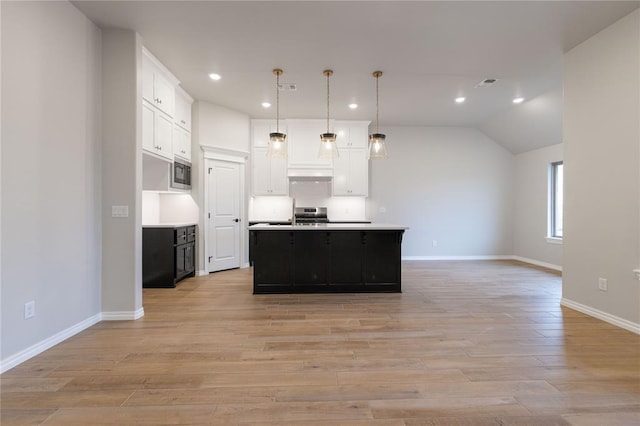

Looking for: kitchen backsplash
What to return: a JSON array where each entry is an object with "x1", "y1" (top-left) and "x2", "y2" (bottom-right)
[
  {"x1": 249, "y1": 180, "x2": 367, "y2": 222},
  {"x1": 142, "y1": 191, "x2": 199, "y2": 225}
]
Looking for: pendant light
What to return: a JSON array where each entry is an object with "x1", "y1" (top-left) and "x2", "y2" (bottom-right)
[
  {"x1": 319, "y1": 69, "x2": 339, "y2": 159},
  {"x1": 369, "y1": 71, "x2": 388, "y2": 159},
  {"x1": 267, "y1": 68, "x2": 286, "y2": 158}
]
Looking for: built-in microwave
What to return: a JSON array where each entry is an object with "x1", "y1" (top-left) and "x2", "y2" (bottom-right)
[{"x1": 171, "y1": 158, "x2": 191, "y2": 190}]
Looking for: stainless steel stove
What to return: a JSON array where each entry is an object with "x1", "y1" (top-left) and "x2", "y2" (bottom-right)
[{"x1": 293, "y1": 207, "x2": 329, "y2": 225}]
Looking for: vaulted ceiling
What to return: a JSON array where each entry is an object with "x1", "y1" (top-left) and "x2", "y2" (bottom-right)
[{"x1": 73, "y1": 1, "x2": 639, "y2": 153}]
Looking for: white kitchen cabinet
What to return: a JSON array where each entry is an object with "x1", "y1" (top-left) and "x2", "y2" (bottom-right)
[
  {"x1": 143, "y1": 101, "x2": 173, "y2": 161},
  {"x1": 173, "y1": 125, "x2": 191, "y2": 161},
  {"x1": 252, "y1": 147, "x2": 288, "y2": 195},
  {"x1": 287, "y1": 119, "x2": 333, "y2": 170},
  {"x1": 251, "y1": 119, "x2": 286, "y2": 148},
  {"x1": 174, "y1": 88, "x2": 192, "y2": 132},
  {"x1": 335, "y1": 121, "x2": 369, "y2": 149},
  {"x1": 142, "y1": 49, "x2": 177, "y2": 117},
  {"x1": 332, "y1": 148, "x2": 368, "y2": 196}
]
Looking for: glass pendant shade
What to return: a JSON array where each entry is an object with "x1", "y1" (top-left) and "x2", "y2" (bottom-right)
[
  {"x1": 319, "y1": 70, "x2": 339, "y2": 159},
  {"x1": 369, "y1": 70, "x2": 388, "y2": 159},
  {"x1": 368, "y1": 133, "x2": 388, "y2": 159},
  {"x1": 318, "y1": 133, "x2": 339, "y2": 159},
  {"x1": 267, "y1": 132, "x2": 287, "y2": 158},
  {"x1": 268, "y1": 68, "x2": 286, "y2": 158}
]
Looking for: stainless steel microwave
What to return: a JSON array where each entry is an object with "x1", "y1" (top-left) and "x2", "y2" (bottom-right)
[{"x1": 171, "y1": 158, "x2": 191, "y2": 190}]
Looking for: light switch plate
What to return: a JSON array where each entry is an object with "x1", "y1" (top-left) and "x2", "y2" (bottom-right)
[{"x1": 111, "y1": 205, "x2": 129, "y2": 218}]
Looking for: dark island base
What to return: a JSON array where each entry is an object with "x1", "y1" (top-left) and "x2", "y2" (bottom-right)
[{"x1": 250, "y1": 229, "x2": 404, "y2": 294}]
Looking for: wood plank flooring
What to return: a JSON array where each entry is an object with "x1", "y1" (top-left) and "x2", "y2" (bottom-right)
[{"x1": 2, "y1": 260, "x2": 639, "y2": 425}]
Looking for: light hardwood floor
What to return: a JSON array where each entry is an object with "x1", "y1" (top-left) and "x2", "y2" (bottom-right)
[{"x1": 2, "y1": 260, "x2": 639, "y2": 425}]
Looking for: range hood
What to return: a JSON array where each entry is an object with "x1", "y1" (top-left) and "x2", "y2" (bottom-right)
[{"x1": 287, "y1": 168, "x2": 333, "y2": 179}]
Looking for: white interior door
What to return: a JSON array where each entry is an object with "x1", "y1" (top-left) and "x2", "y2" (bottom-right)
[{"x1": 207, "y1": 160, "x2": 241, "y2": 272}]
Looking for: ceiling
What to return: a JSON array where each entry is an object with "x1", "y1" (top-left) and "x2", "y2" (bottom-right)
[{"x1": 72, "y1": 1, "x2": 639, "y2": 153}]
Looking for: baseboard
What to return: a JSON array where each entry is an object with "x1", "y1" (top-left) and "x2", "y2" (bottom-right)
[
  {"x1": 102, "y1": 307, "x2": 144, "y2": 321},
  {"x1": 0, "y1": 313, "x2": 102, "y2": 374},
  {"x1": 402, "y1": 255, "x2": 513, "y2": 261},
  {"x1": 196, "y1": 269, "x2": 208, "y2": 276},
  {"x1": 242, "y1": 262, "x2": 250, "y2": 269},
  {"x1": 511, "y1": 256, "x2": 562, "y2": 272},
  {"x1": 561, "y1": 298, "x2": 640, "y2": 335}
]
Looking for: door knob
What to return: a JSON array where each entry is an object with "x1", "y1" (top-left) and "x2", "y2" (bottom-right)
[{"x1": 233, "y1": 218, "x2": 240, "y2": 223}]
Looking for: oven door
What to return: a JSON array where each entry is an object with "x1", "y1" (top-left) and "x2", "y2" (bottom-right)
[{"x1": 171, "y1": 159, "x2": 191, "y2": 190}]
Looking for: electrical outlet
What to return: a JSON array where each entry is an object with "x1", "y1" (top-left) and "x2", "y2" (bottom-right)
[
  {"x1": 598, "y1": 278, "x2": 608, "y2": 291},
  {"x1": 24, "y1": 301, "x2": 35, "y2": 319},
  {"x1": 432, "y1": 240, "x2": 438, "y2": 247}
]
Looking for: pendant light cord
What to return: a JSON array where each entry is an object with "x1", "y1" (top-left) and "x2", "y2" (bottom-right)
[
  {"x1": 375, "y1": 74, "x2": 379, "y2": 133},
  {"x1": 326, "y1": 72, "x2": 330, "y2": 133},
  {"x1": 276, "y1": 71, "x2": 280, "y2": 133}
]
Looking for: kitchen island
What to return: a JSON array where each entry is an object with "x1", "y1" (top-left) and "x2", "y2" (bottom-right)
[{"x1": 249, "y1": 223, "x2": 407, "y2": 294}]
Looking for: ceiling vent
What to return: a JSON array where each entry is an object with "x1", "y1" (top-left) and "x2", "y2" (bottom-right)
[
  {"x1": 475, "y1": 78, "x2": 498, "y2": 88},
  {"x1": 278, "y1": 83, "x2": 297, "y2": 91}
]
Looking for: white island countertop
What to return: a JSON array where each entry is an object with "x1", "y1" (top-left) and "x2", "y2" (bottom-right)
[{"x1": 249, "y1": 223, "x2": 408, "y2": 231}]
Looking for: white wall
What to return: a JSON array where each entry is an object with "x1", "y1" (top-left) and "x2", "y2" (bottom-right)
[
  {"x1": 368, "y1": 126, "x2": 515, "y2": 258},
  {"x1": 1, "y1": 1, "x2": 102, "y2": 361},
  {"x1": 101, "y1": 29, "x2": 143, "y2": 318},
  {"x1": 513, "y1": 144, "x2": 563, "y2": 269},
  {"x1": 563, "y1": 10, "x2": 640, "y2": 328},
  {"x1": 192, "y1": 101, "x2": 251, "y2": 271}
]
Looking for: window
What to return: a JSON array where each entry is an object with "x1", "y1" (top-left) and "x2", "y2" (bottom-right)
[{"x1": 549, "y1": 161, "x2": 563, "y2": 239}]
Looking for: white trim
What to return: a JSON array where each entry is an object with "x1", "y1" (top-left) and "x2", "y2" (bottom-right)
[
  {"x1": 142, "y1": 46, "x2": 180, "y2": 86},
  {"x1": 102, "y1": 307, "x2": 145, "y2": 321},
  {"x1": 545, "y1": 237, "x2": 563, "y2": 245},
  {"x1": 402, "y1": 255, "x2": 513, "y2": 261},
  {"x1": 0, "y1": 313, "x2": 102, "y2": 373},
  {"x1": 197, "y1": 269, "x2": 208, "y2": 276},
  {"x1": 512, "y1": 255, "x2": 562, "y2": 272},
  {"x1": 201, "y1": 145, "x2": 249, "y2": 163},
  {"x1": 242, "y1": 262, "x2": 251, "y2": 269},
  {"x1": 561, "y1": 298, "x2": 640, "y2": 335}
]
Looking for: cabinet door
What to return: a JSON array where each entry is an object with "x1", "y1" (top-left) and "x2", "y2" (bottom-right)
[
  {"x1": 288, "y1": 120, "x2": 332, "y2": 168},
  {"x1": 142, "y1": 61, "x2": 155, "y2": 104},
  {"x1": 347, "y1": 149, "x2": 368, "y2": 196},
  {"x1": 252, "y1": 148, "x2": 272, "y2": 195},
  {"x1": 252, "y1": 121, "x2": 273, "y2": 148},
  {"x1": 173, "y1": 126, "x2": 191, "y2": 161},
  {"x1": 175, "y1": 92, "x2": 192, "y2": 131},
  {"x1": 155, "y1": 111, "x2": 173, "y2": 160},
  {"x1": 335, "y1": 124, "x2": 350, "y2": 149},
  {"x1": 154, "y1": 72, "x2": 175, "y2": 117},
  {"x1": 270, "y1": 154, "x2": 288, "y2": 195},
  {"x1": 142, "y1": 102, "x2": 156, "y2": 153},
  {"x1": 332, "y1": 150, "x2": 350, "y2": 196},
  {"x1": 349, "y1": 124, "x2": 369, "y2": 148}
]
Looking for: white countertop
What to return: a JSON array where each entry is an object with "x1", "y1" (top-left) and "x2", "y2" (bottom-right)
[
  {"x1": 249, "y1": 223, "x2": 408, "y2": 231},
  {"x1": 143, "y1": 223, "x2": 197, "y2": 228}
]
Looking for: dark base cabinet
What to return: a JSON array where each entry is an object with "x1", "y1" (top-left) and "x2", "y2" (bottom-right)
[
  {"x1": 143, "y1": 225, "x2": 196, "y2": 288},
  {"x1": 251, "y1": 230, "x2": 404, "y2": 294}
]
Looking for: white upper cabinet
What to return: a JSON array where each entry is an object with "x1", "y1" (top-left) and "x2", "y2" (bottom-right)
[
  {"x1": 142, "y1": 48, "x2": 178, "y2": 117},
  {"x1": 252, "y1": 147, "x2": 288, "y2": 196},
  {"x1": 143, "y1": 101, "x2": 173, "y2": 161},
  {"x1": 335, "y1": 121, "x2": 369, "y2": 149},
  {"x1": 252, "y1": 119, "x2": 286, "y2": 148},
  {"x1": 173, "y1": 126, "x2": 191, "y2": 161},
  {"x1": 174, "y1": 88, "x2": 193, "y2": 132},
  {"x1": 287, "y1": 119, "x2": 332, "y2": 170},
  {"x1": 332, "y1": 148, "x2": 368, "y2": 196}
]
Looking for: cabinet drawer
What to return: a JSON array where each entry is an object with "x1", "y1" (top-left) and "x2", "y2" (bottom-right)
[
  {"x1": 175, "y1": 227, "x2": 188, "y2": 245},
  {"x1": 187, "y1": 226, "x2": 197, "y2": 243}
]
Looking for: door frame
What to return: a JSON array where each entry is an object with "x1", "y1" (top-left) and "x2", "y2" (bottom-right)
[{"x1": 202, "y1": 146, "x2": 249, "y2": 272}]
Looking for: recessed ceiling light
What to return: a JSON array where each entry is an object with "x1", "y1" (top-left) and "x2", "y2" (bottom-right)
[
  {"x1": 348, "y1": 103, "x2": 358, "y2": 109},
  {"x1": 261, "y1": 102, "x2": 271, "y2": 108},
  {"x1": 455, "y1": 97, "x2": 466, "y2": 104},
  {"x1": 513, "y1": 97, "x2": 525, "y2": 104},
  {"x1": 208, "y1": 73, "x2": 221, "y2": 81}
]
